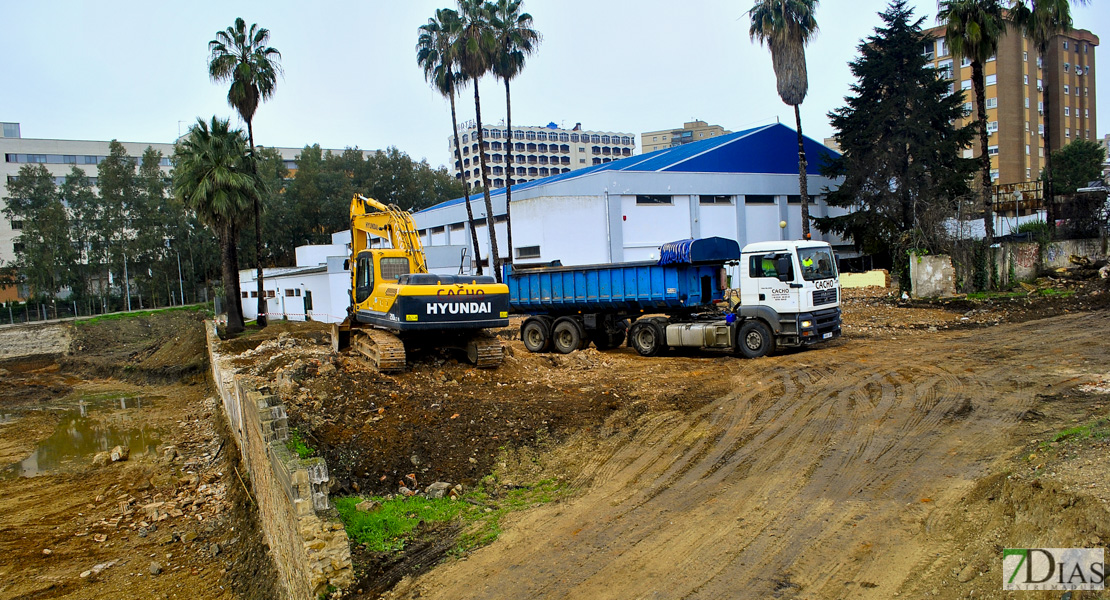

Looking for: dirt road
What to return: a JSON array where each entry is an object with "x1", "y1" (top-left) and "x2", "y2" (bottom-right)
[{"x1": 385, "y1": 311, "x2": 1110, "y2": 599}]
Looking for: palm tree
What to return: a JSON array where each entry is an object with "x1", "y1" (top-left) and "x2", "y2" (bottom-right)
[
  {"x1": 457, "y1": 0, "x2": 502, "y2": 281},
  {"x1": 749, "y1": 0, "x2": 819, "y2": 238},
  {"x1": 173, "y1": 117, "x2": 261, "y2": 335},
  {"x1": 1009, "y1": 0, "x2": 1088, "y2": 232},
  {"x1": 209, "y1": 17, "x2": 282, "y2": 326},
  {"x1": 418, "y1": 8, "x2": 485, "y2": 275},
  {"x1": 938, "y1": 0, "x2": 1007, "y2": 242},
  {"x1": 489, "y1": 0, "x2": 540, "y2": 264}
]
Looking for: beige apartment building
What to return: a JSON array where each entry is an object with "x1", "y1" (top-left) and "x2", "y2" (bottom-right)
[
  {"x1": 641, "y1": 120, "x2": 732, "y2": 153},
  {"x1": 921, "y1": 25, "x2": 1098, "y2": 187},
  {"x1": 449, "y1": 122, "x2": 635, "y2": 190}
]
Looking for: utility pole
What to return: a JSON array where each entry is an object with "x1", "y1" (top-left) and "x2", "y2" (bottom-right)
[{"x1": 123, "y1": 253, "x2": 132, "y2": 312}]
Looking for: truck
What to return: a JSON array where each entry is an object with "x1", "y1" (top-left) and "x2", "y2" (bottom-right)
[
  {"x1": 504, "y1": 237, "x2": 841, "y2": 358},
  {"x1": 332, "y1": 194, "x2": 509, "y2": 371}
]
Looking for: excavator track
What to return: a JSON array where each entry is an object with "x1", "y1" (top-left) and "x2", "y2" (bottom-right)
[
  {"x1": 351, "y1": 329, "x2": 407, "y2": 373},
  {"x1": 466, "y1": 335, "x2": 504, "y2": 369}
]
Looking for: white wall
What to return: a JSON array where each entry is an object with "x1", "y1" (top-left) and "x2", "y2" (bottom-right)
[
  {"x1": 511, "y1": 195, "x2": 609, "y2": 266},
  {"x1": 295, "y1": 244, "x2": 346, "y2": 267}
]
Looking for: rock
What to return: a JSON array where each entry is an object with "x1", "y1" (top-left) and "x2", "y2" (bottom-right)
[
  {"x1": 425, "y1": 482, "x2": 453, "y2": 499},
  {"x1": 958, "y1": 564, "x2": 977, "y2": 583},
  {"x1": 181, "y1": 531, "x2": 198, "y2": 544},
  {"x1": 158, "y1": 533, "x2": 176, "y2": 545},
  {"x1": 110, "y1": 445, "x2": 130, "y2": 462},
  {"x1": 42, "y1": 548, "x2": 52, "y2": 555},
  {"x1": 355, "y1": 500, "x2": 381, "y2": 513},
  {"x1": 149, "y1": 562, "x2": 162, "y2": 575},
  {"x1": 91, "y1": 452, "x2": 111, "y2": 467},
  {"x1": 160, "y1": 446, "x2": 178, "y2": 464},
  {"x1": 209, "y1": 542, "x2": 221, "y2": 557}
]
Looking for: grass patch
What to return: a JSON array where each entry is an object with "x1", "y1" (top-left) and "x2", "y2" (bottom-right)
[
  {"x1": 966, "y1": 290, "x2": 1028, "y2": 300},
  {"x1": 1037, "y1": 418, "x2": 1110, "y2": 453},
  {"x1": 77, "y1": 304, "x2": 210, "y2": 326},
  {"x1": 1038, "y1": 288, "x2": 1075, "y2": 298},
  {"x1": 286, "y1": 428, "x2": 315, "y2": 459},
  {"x1": 334, "y1": 478, "x2": 568, "y2": 555}
]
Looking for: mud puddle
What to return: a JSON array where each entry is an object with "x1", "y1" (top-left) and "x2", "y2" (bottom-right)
[{"x1": 0, "y1": 394, "x2": 162, "y2": 479}]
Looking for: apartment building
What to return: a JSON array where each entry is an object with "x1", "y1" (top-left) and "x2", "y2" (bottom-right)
[
  {"x1": 1, "y1": 122, "x2": 370, "y2": 266},
  {"x1": 448, "y1": 121, "x2": 635, "y2": 190},
  {"x1": 921, "y1": 25, "x2": 1098, "y2": 187},
  {"x1": 640, "y1": 120, "x2": 732, "y2": 153}
]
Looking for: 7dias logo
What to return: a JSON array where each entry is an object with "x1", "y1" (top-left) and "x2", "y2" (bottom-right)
[{"x1": 1003, "y1": 548, "x2": 1105, "y2": 590}]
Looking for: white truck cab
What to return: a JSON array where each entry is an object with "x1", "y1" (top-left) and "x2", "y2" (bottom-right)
[{"x1": 736, "y1": 240, "x2": 842, "y2": 349}]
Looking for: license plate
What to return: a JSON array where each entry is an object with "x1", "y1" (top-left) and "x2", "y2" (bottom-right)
[{"x1": 822, "y1": 332, "x2": 833, "y2": 339}]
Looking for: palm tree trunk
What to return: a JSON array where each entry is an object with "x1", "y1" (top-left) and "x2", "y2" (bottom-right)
[
  {"x1": 972, "y1": 61, "x2": 995, "y2": 242},
  {"x1": 793, "y1": 104, "x2": 810, "y2": 238},
  {"x1": 1041, "y1": 50, "x2": 1055, "y2": 234},
  {"x1": 221, "y1": 220, "x2": 245, "y2": 334},
  {"x1": 472, "y1": 78, "x2": 501, "y2": 282},
  {"x1": 450, "y1": 90, "x2": 483, "y2": 274},
  {"x1": 504, "y1": 78, "x2": 514, "y2": 265},
  {"x1": 246, "y1": 120, "x2": 266, "y2": 327}
]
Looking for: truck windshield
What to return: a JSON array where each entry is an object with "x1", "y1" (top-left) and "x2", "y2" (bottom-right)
[{"x1": 798, "y1": 247, "x2": 837, "y2": 281}]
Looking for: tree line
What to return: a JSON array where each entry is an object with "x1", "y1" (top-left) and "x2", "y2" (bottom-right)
[{"x1": 0, "y1": 138, "x2": 461, "y2": 317}]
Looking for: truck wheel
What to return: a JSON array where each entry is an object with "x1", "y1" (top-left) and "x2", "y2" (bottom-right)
[
  {"x1": 737, "y1": 321, "x2": 773, "y2": 358},
  {"x1": 629, "y1": 321, "x2": 665, "y2": 357},
  {"x1": 551, "y1": 318, "x2": 583, "y2": 354},
  {"x1": 521, "y1": 318, "x2": 551, "y2": 353},
  {"x1": 591, "y1": 319, "x2": 629, "y2": 351}
]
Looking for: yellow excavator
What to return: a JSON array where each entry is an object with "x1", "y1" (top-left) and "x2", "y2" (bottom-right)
[{"x1": 331, "y1": 194, "x2": 509, "y2": 371}]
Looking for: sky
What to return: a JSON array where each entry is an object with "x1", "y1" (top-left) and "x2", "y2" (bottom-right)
[{"x1": 2, "y1": 0, "x2": 1107, "y2": 170}]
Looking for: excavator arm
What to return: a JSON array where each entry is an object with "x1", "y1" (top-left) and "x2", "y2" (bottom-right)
[{"x1": 349, "y1": 194, "x2": 427, "y2": 273}]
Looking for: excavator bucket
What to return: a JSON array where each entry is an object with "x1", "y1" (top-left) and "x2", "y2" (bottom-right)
[{"x1": 331, "y1": 319, "x2": 351, "y2": 353}]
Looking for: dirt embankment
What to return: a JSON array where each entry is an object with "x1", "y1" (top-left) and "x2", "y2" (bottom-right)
[{"x1": 0, "y1": 310, "x2": 279, "y2": 600}]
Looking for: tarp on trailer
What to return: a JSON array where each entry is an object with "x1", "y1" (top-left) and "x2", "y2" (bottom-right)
[{"x1": 658, "y1": 237, "x2": 741, "y2": 265}]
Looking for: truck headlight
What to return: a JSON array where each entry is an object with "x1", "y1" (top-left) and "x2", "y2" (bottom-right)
[{"x1": 801, "y1": 320, "x2": 812, "y2": 328}]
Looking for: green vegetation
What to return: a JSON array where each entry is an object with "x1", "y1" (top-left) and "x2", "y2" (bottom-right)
[
  {"x1": 964, "y1": 287, "x2": 1073, "y2": 300},
  {"x1": 1015, "y1": 219, "x2": 1050, "y2": 236},
  {"x1": 334, "y1": 477, "x2": 567, "y2": 555},
  {"x1": 286, "y1": 428, "x2": 315, "y2": 459},
  {"x1": 1038, "y1": 418, "x2": 1110, "y2": 454},
  {"x1": 76, "y1": 304, "x2": 210, "y2": 326}
]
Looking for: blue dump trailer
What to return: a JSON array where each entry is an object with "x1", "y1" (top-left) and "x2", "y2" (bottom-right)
[{"x1": 504, "y1": 237, "x2": 842, "y2": 358}]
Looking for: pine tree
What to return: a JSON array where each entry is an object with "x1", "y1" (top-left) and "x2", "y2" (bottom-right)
[{"x1": 815, "y1": 0, "x2": 974, "y2": 286}]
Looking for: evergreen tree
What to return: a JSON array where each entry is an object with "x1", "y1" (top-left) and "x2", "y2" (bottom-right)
[
  {"x1": 815, "y1": 0, "x2": 974, "y2": 286},
  {"x1": 97, "y1": 140, "x2": 141, "y2": 308},
  {"x1": 1046, "y1": 139, "x2": 1106, "y2": 195},
  {"x1": 2, "y1": 165, "x2": 77, "y2": 300},
  {"x1": 60, "y1": 166, "x2": 101, "y2": 302}
]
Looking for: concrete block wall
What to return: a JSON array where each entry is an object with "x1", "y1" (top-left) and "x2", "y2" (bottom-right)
[
  {"x1": 205, "y1": 322, "x2": 353, "y2": 599},
  {"x1": 909, "y1": 253, "x2": 957, "y2": 298},
  {"x1": 997, "y1": 238, "x2": 1108, "y2": 286}
]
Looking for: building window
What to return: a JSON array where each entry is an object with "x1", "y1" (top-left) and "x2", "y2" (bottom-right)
[
  {"x1": 961, "y1": 56, "x2": 971, "y2": 67},
  {"x1": 285, "y1": 289, "x2": 295, "y2": 297},
  {"x1": 1066, "y1": 128, "x2": 1070, "y2": 138},
  {"x1": 1063, "y1": 41, "x2": 1068, "y2": 50},
  {"x1": 1025, "y1": 98, "x2": 1029, "y2": 109},
  {"x1": 1064, "y1": 85, "x2": 1069, "y2": 95},
  {"x1": 744, "y1": 195, "x2": 776, "y2": 204},
  {"x1": 986, "y1": 97, "x2": 998, "y2": 109},
  {"x1": 242, "y1": 292, "x2": 249, "y2": 298},
  {"x1": 636, "y1": 194, "x2": 672, "y2": 205},
  {"x1": 11, "y1": 219, "x2": 23, "y2": 230},
  {"x1": 988, "y1": 146, "x2": 999, "y2": 156},
  {"x1": 1027, "y1": 168, "x2": 1031, "y2": 178},
  {"x1": 515, "y1": 245, "x2": 541, "y2": 259},
  {"x1": 250, "y1": 291, "x2": 258, "y2": 298},
  {"x1": 1064, "y1": 107, "x2": 1070, "y2": 116},
  {"x1": 536, "y1": 132, "x2": 547, "y2": 141},
  {"x1": 985, "y1": 74, "x2": 996, "y2": 86},
  {"x1": 1024, "y1": 74, "x2": 1029, "y2": 85},
  {"x1": 1023, "y1": 51, "x2": 1028, "y2": 61},
  {"x1": 986, "y1": 121, "x2": 998, "y2": 134},
  {"x1": 961, "y1": 79, "x2": 972, "y2": 90},
  {"x1": 963, "y1": 101, "x2": 973, "y2": 115},
  {"x1": 1026, "y1": 144, "x2": 1030, "y2": 155},
  {"x1": 922, "y1": 40, "x2": 934, "y2": 59},
  {"x1": 699, "y1": 195, "x2": 732, "y2": 205}
]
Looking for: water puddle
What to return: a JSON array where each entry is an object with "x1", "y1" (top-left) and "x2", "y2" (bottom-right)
[{"x1": 1, "y1": 395, "x2": 162, "y2": 479}]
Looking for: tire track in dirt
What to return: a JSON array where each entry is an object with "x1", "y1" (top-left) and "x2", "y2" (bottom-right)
[{"x1": 393, "y1": 312, "x2": 1110, "y2": 600}]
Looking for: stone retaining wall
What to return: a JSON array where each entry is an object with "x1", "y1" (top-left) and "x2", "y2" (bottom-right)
[{"x1": 204, "y1": 321, "x2": 352, "y2": 599}]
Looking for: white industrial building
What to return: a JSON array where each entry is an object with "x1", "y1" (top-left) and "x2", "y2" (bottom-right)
[
  {"x1": 417, "y1": 123, "x2": 848, "y2": 280},
  {"x1": 235, "y1": 123, "x2": 847, "y2": 322}
]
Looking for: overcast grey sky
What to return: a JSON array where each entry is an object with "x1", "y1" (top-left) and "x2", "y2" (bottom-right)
[{"x1": 2, "y1": 1, "x2": 1106, "y2": 169}]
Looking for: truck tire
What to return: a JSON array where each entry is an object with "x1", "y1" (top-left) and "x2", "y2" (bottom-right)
[
  {"x1": 552, "y1": 318, "x2": 584, "y2": 354},
  {"x1": 629, "y1": 320, "x2": 665, "y2": 357},
  {"x1": 737, "y1": 320, "x2": 773, "y2": 359},
  {"x1": 521, "y1": 318, "x2": 551, "y2": 353}
]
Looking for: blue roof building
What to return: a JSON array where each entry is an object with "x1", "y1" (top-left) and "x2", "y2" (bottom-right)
[{"x1": 413, "y1": 123, "x2": 849, "y2": 273}]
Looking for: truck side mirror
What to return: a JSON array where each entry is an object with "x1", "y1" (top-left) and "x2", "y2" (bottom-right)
[
  {"x1": 343, "y1": 259, "x2": 350, "y2": 271},
  {"x1": 775, "y1": 256, "x2": 792, "y2": 282}
]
